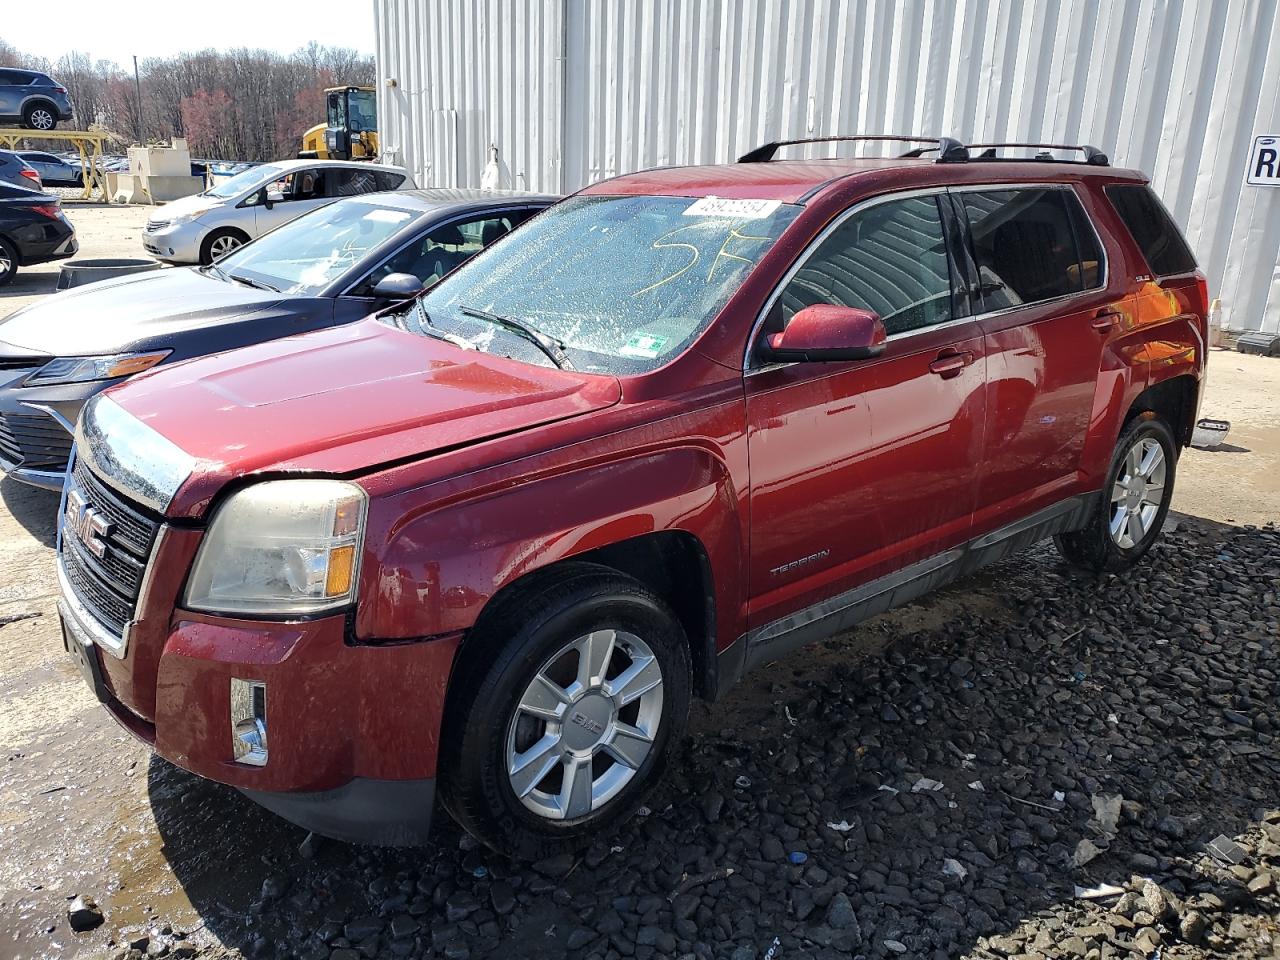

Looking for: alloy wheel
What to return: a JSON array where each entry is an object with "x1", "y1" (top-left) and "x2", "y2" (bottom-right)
[
  {"x1": 209, "y1": 234, "x2": 242, "y2": 258},
  {"x1": 29, "y1": 109, "x2": 54, "y2": 130},
  {"x1": 1109, "y1": 436, "x2": 1167, "y2": 549},
  {"x1": 505, "y1": 629, "x2": 663, "y2": 821},
  {"x1": 0, "y1": 247, "x2": 12, "y2": 280}
]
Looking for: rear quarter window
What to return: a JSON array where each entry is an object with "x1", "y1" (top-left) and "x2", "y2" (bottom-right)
[
  {"x1": 1104, "y1": 184, "x2": 1197, "y2": 277},
  {"x1": 374, "y1": 171, "x2": 406, "y2": 190}
]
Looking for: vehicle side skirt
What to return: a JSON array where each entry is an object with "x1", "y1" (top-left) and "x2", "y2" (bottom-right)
[{"x1": 715, "y1": 493, "x2": 1094, "y2": 695}]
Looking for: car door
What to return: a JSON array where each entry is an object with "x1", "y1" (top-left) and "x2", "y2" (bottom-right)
[
  {"x1": 956, "y1": 185, "x2": 1122, "y2": 531},
  {"x1": 744, "y1": 191, "x2": 987, "y2": 633},
  {"x1": 249, "y1": 167, "x2": 328, "y2": 237}
]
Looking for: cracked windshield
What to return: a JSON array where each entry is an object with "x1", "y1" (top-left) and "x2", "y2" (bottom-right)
[
  {"x1": 403, "y1": 195, "x2": 802, "y2": 373},
  {"x1": 214, "y1": 201, "x2": 419, "y2": 294}
]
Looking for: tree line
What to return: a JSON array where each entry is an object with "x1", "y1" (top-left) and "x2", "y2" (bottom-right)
[{"x1": 0, "y1": 40, "x2": 375, "y2": 162}]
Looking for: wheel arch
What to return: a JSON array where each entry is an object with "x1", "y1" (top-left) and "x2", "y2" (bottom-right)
[{"x1": 1126, "y1": 373, "x2": 1199, "y2": 448}]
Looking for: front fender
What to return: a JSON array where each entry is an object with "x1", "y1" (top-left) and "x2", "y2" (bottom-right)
[{"x1": 355, "y1": 446, "x2": 745, "y2": 648}]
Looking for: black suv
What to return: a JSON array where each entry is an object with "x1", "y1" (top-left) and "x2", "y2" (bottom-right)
[{"x1": 0, "y1": 69, "x2": 75, "y2": 131}]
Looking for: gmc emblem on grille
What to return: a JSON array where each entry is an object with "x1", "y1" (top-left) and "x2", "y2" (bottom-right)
[{"x1": 64, "y1": 489, "x2": 113, "y2": 559}]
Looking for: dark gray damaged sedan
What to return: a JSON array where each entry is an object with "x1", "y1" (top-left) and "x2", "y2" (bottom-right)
[{"x1": 0, "y1": 188, "x2": 554, "y2": 490}]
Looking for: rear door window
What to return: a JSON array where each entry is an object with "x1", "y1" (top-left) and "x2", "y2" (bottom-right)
[
  {"x1": 778, "y1": 194, "x2": 954, "y2": 337},
  {"x1": 374, "y1": 171, "x2": 406, "y2": 190},
  {"x1": 961, "y1": 188, "x2": 1101, "y2": 311},
  {"x1": 1104, "y1": 184, "x2": 1197, "y2": 277}
]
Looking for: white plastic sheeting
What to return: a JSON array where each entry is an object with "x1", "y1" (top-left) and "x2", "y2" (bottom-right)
[{"x1": 374, "y1": 0, "x2": 1280, "y2": 334}]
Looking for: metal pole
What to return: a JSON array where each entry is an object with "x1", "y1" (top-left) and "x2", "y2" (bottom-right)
[{"x1": 133, "y1": 55, "x2": 142, "y2": 143}]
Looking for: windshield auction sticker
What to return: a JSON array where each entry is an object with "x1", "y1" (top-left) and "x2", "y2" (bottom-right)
[{"x1": 683, "y1": 197, "x2": 782, "y2": 219}]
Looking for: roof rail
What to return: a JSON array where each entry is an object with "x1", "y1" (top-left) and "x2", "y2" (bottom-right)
[
  {"x1": 965, "y1": 142, "x2": 1110, "y2": 166},
  {"x1": 737, "y1": 135, "x2": 969, "y2": 164}
]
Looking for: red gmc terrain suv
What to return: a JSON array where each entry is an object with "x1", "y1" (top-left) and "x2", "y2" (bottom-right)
[{"x1": 56, "y1": 136, "x2": 1210, "y2": 857}]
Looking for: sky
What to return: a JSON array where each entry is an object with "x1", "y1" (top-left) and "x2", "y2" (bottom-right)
[{"x1": 4, "y1": 0, "x2": 376, "y2": 68}]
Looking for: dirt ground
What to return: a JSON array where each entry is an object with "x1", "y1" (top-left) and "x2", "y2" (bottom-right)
[
  {"x1": 2, "y1": 203, "x2": 154, "y2": 312},
  {"x1": 0, "y1": 205, "x2": 1276, "y2": 959}
]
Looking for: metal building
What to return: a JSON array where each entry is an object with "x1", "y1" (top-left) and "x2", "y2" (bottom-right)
[{"x1": 373, "y1": 0, "x2": 1280, "y2": 337}]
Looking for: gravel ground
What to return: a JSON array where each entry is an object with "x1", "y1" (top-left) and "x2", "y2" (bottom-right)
[{"x1": 0, "y1": 206, "x2": 1277, "y2": 959}]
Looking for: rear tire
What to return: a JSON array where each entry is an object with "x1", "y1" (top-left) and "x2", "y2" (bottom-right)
[
  {"x1": 0, "y1": 237, "x2": 18, "y2": 286},
  {"x1": 1055, "y1": 413, "x2": 1177, "y2": 573},
  {"x1": 199, "y1": 228, "x2": 248, "y2": 265},
  {"x1": 439, "y1": 564, "x2": 691, "y2": 860},
  {"x1": 22, "y1": 103, "x2": 57, "y2": 131}
]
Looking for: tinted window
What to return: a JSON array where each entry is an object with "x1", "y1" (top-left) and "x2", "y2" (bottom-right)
[
  {"x1": 962, "y1": 189, "x2": 1092, "y2": 309},
  {"x1": 779, "y1": 194, "x2": 953, "y2": 336},
  {"x1": 32, "y1": 74, "x2": 56, "y2": 87},
  {"x1": 374, "y1": 170, "x2": 405, "y2": 191},
  {"x1": 0, "y1": 71, "x2": 17, "y2": 85},
  {"x1": 325, "y1": 167, "x2": 379, "y2": 197},
  {"x1": 1105, "y1": 184, "x2": 1197, "y2": 276},
  {"x1": 355, "y1": 212, "x2": 523, "y2": 295}
]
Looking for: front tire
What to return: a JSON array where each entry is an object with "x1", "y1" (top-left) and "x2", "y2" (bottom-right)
[
  {"x1": 199, "y1": 228, "x2": 247, "y2": 264},
  {"x1": 0, "y1": 237, "x2": 18, "y2": 286},
  {"x1": 439, "y1": 565, "x2": 691, "y2": 860},
  {"x1": 1056, "y1": 414, "x2": 1177, "y2": 573},
  {"x1": 22, "y1": 103, "x2": 57, "y2": 131}
]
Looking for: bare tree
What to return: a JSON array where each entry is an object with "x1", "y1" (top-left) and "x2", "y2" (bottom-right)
[{"x1": 2, "y1": 41, "x2": 374, "y2": 161}]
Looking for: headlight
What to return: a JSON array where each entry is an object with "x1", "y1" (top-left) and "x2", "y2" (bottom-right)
[
  {"x1": 184, "y1": 479, "x2": 368, "y2": 616},
  {"x1": 168, "y1": 206, "x2": 213, "y2": 225},
  {"x1": 25, "y1": 351, "x2": 170, "y2": 387}
]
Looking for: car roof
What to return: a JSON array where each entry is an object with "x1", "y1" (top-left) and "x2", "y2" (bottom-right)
[
  {"x1": 261, "y1": 158, "x2": 411, "y2": 175},
  {"x1": 581, "y1": 156, "x2": 1146, "y2": 204},
  {"x1": 344, "y1": 187, "x2": 558, "y2": 215}
]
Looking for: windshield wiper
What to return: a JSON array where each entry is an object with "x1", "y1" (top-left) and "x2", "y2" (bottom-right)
[
  {"x1": 405, "y1": 298, "x2": 475, "y2": 351},
  {"x1": 458, "y1": 305, "x2": 573, "y2": 370},
  {"x1": 227, "y1": 272, "x2": 280, "y2": 293}
]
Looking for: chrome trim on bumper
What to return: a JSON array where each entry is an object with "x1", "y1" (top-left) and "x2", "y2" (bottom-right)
[
  {"x1": 76, "y1": 394, "x2": 196, "y2": 513},
  {"x1": 0, "y1": 460, "x2": 65, "y2": 491}
]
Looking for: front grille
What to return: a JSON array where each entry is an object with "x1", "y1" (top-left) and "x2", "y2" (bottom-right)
[
  {"x1": 145, "y1": 220, "x2": 169, "y2": 232},
  {"x1": 0, "y1": 411, "x2": 73, "y2": 471},
  {"x1": 60, "y1": 460, "x2": 163, "y2": 636}
]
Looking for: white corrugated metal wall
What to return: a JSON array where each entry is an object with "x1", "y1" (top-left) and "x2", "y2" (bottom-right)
[{"x1": 374, "y1": 0, "x2": 1280, "y2": 335}]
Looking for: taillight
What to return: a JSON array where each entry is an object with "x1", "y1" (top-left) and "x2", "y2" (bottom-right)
[
  {"x1": 20, "y1": 169, "x2": 40, "y2": 185},
  {"x1": 31, "y1": 203, "x2": 61, "y2": 220},
  {"x1": 54, "y1": 86, "x2": 68, "y2": 94},
  {"x1": 1195, "y1": 274, "x2": 1209, "y2": 312}
]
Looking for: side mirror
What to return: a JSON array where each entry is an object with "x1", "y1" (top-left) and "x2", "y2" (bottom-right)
[
  {"x1": 265, "y1": 189, "x2": 285, "y2": 207},
  {"x1": 371, "y1": 272, "x2": 426, "y2": 299},
  {"x1": 758, "y1": 305, "x2": 887, "y2": 363}
]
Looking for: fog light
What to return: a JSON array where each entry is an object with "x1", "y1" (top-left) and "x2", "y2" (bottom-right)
[{"x1": 230, "y1": 678, "x2": 268, "y2": 766}]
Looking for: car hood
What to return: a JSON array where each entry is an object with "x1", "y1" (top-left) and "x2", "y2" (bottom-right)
[
  {"x1": 0, "y1": 267, "x2": 286, "y2": 355},
  {"x1": 151, "y1": 193, "x2": 221, "y2": 222},
  {"x1": 93, "y1": 319, "x2": 622, "y2": 518}
]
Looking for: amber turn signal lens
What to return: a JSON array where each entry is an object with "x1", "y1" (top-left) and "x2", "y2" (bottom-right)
[
  {"x1": 105, "y1": 352, "x2": 170, "y2": 377},
  {"x1": 325, "y1": 544, "x2": 357, "y2": 597}
]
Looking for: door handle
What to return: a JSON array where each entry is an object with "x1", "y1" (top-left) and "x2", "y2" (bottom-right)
[
  {"x1": 1091, "y1": 309, "x2": 1123, "y2": 332},
  {"x1": 929, "y1": 350, "x2": 975, "y2": 378}
]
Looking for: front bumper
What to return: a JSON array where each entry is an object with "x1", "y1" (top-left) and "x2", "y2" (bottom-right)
[
  {"x1": 0, "y1": 381, "x2": 102, "y2": 490},
  {"x1": 142, "y1": 220, "x2": 204, "y2": 264}
]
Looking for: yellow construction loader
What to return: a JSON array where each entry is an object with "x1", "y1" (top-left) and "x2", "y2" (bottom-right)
[{"x1": 298, "y1": 86, "x2": 378, "y2": 161}]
